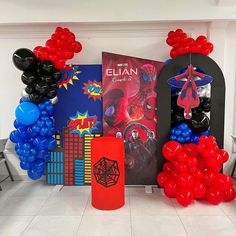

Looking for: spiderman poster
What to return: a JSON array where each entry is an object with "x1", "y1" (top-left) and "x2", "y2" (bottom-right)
[{"x1": 102, "y1": 52, "x2": 164, "y2": 185}]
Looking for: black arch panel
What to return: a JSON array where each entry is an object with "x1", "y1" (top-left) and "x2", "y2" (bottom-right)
[{"x1": 156, "y1": 53, "x2": 225, "y2": 173}]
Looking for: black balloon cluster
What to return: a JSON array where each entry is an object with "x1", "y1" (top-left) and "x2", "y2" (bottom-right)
[
  {"x1": 171, "y1": 95, "x2": 211, "y2": 133},
  {"x1": 13, "y1": 48, "x2": 61, "y2": 103}
]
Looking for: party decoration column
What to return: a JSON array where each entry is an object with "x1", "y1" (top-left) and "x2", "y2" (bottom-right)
[
  {"x1": 91, "y1": 137, "x2": 125, "y2": 210},
  {"x1": 10, "y1": 27, "x2": 82, "y2": 180}
]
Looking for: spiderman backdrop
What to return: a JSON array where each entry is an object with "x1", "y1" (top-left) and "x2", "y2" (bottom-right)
[{"x1": 102, "y1": 52, "x2": 164, "y2": 185}]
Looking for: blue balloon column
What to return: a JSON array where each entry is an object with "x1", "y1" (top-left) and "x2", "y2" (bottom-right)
[
  {"x1": 170, "y1": 123, "x2": 210, "y2": 144},
  {"x1": 10, "y1": 100, "x2": 57, "y2": 180}
]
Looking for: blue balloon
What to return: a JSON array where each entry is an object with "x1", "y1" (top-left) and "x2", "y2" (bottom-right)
[
  {"x1": 38, "y1": 103, "x2": 45, "y2": 110},
  {"x1": 28, "y1": 168, "x2": 43, "y2": 180},
  {"x1": 27, "y1": 155, "x2": 36, "y2": 162},
  {"x1": 36, "y1": 119, "x2": 45, "y2": 128},
  {"x1": 30, "y1": 159, "x2": 46, "y2": 173},
  {"x1": 174, "y1": 129, "x2": 181, "y2": 136},
  {"x1": 32, "y1": 125, "x2": 40, "y2": 133},
  {"x1": 20, "y1": 161, "x2": 30, "y2": 170},
  {"x1": 40, "y1": 127, "x2": 49, "y2": 136},
  {"x1": 45, "y1": 105, "x2": 54, "y2": 115},
  {"x1": 41, "y1": 116, "x2": 50, "y2": 121},
  {"x1": 23, "y1": 143, "x2": 32, "y2": 150},
  {"x1": 27, "y1": 127, "x2": 38, "y2": 137},
  {"x1": 14, "y1": 120, "x2": 25, "y2": 129},
  {"x1": 47, "y1": 137, "x2": 57, "y2": 150},
  {"x1": 178, "y1": 123, "x2": 188, "y2": 131},
  {"x1": 37, "y1": 150, "x2": 49, "y2": 160},
  {"x1": 15, "y1": 102, "x2": 40, "y2": 125},
  {"x1": 47, "y1": 128, "x2": 56, "y2": 136},
  {"x1": 9, "y1": 130, "x2": 20, "y2": 143},
  {"x1": 170, "y1": 135, "x2": 177, "y2": 141},
  {"x1": 177, "y1": 137, "x2": 185, "y2": 143},
  {"x1": 19, "y1": 155, "x2": 28, "y2": 162},
  {"x1": 40, "y1": 110, "x2": 48, "y2": 116},
  {"x1": 16, "y1": 148, "x2": 23, "y2": 156},
  {"x1": 30, "y1": 148, "x2": 37, "y2": 155},
  {"x1": 33, "y1": 136, "x2": 48, "y2": 150},
  {"x1": 45, "y1": 119, "x2": 53, "y2": 128}
]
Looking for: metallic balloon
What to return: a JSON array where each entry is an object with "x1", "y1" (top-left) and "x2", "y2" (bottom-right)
[
  {"x1": 50, "y1": 96, "x2": 58, "y2": 104},
  {"x1": 21, "y1": 89, "x2": 29, "y2": 101}
]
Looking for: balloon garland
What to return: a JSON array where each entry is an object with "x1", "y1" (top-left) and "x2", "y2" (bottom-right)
[
  {"x1": 166, "y1": 28, "x2": 214, "y2": 58},
  {"x1": 158, "y1": 137, "x2": 235, "y2": 207},
  {"x1": 9, "y1": 27, "x2": 82, "y2": 180},
  {"x1": 158, "y1": 29, "x2": 235, "y2": 206}
]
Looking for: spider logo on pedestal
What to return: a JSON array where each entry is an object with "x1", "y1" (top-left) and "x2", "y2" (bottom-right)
[{"x1": 93, "y1": 157, "x2": 120, "y2": 187}]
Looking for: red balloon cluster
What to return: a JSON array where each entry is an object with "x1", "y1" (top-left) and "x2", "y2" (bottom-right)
[
  {"x1": 166, "y1": 29, "x2": 214, "y2": 58},
  {"x1": 33, "y1": 27, "x2": 82, "y2": 70},
  {"x1": 157, "y1": 136, "x2": 235, "y2": 207}
]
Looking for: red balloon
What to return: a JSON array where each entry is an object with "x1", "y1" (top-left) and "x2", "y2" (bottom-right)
[
  {"x1": 166, "y1": 38, "x2": 172, "y2": 46},
  {"x1": 74, "y1": 42, "x2": 82, "y2": 53},
  {"x1": 191, "y1": 168, "x2": 204, "y2": 181},
  {"x1": 218, "y1": 149, "x2": 229, "y2": 163},
  {"x1": 223, "y1": 187, "x2": 236, "y2": 202},
  {"x1": 175, "y1": 28, "x2": 183, "y2": 34},
  {"x1": 33, "y1": 46, "x2": 43, "y2": 57},
  {"x1": 163, "y1": 162, "x2": 175, "y2": 174},
  {"x1": 54, "y1": 59, "x2": 65, "y2": 70},
  {"x1": 199, "y1": 135, "x2": 209, "y2": 144},
  {"x1": 157, "y1": 172, "x2": 169, "y2": 187},
  {"x1": 176, "y1": 188, "x2": 194, "y2": 207},
  {"x1": 177, "y1": 172, "x2": 194, "y2": 188},
  {"x1": 170, "y1": 168, "x2": 179, "y2": 179},
  {"x1": 177, "y1": 152, "x2": 188, "y2": 162},
  {"x1": 196, "y1": 35, "x2": 207, "y2": 44},
  {"x1": 186, "y1": 156, "x2": 198, "y2": 168},
  {"x1": 192, "y1": 181, "x2": 206, "y2": 199},
  {"x1": 183, "y1": 144, "x2": 199, "y2": 157},
  {"x1": 168, "y1": 31, "x2": 175, "y2": 38},
  {"x1": 174, "y1": 161, "x2": 188, "y2": 173},
  {"x1": 163, "y1": 178, "x2": 178, "y2": 198},
  {"x1": 162, "y1": 141, "x2": 183, "y2": 161},
  {"x1": 37, "y1": 47, "x2": 49, "y2": 60},
  {"x1": 185, "y1": 37, "x2": 195, "y2": 45},
  {"x1": 170, "y1": 49, "x2": 177, "y2": 58},
  {"x1": 206, "y1": 186, "x2": 223, "y2": 205},
  {"x1": 197, "y1": 159, "x2": 207, "y2": 171},
  {"x1": 202, "y1": 170, "x2": 216, "y2": 186},
  {"x1": 214, "y1": 174, "x2": 233, "y2": 191},
  {"x1": 206, "y1": 152, "x2": 223, "y2": 170},
  {"x1": 55, "y1": 26, "x2": 64, "y2": 34}
]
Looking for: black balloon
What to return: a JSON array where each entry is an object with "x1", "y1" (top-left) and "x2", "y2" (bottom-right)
[
  {"x1": 46, "y1": 89, "x2": 57, "y2": 99},
  {"x1": 29, "y1": 93, "x2": 44, "y2": 103},
  {"x1": 41, "y1": 75, "x2": 54, "y2": 84},
  {"x1": 25, "y1": 85, "x2": 35, "y2": 94},
  {"x1": 40, "y1": 61, "x2": 55, "y2": 74},
  {"x1": 188, "y1": 113, "x2": 210, "y2": 133},
  {"x1": 201, "y1": 97, "x2": 211, "y2": 113},
  {"x1": 171, "y1": 111, "x2": 185, "y2": 127},
  {"x1": 53, "y1": 71, "x2": 61, "y2": 81},
  {"x1": 13, "y1": 48, "x2": 36, "y2": 71},
  {"x1": 34, "y1": 82, "x2": 49, "y2": 95},
  {"x1": 50, "y1": 83, "x2": 59, "y2": 90},
  {"x1": 21, "y1": 72, "x2": 38, "y2": 85}
]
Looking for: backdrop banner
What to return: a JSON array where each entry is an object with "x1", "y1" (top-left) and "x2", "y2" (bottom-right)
[{"x1": 102, "y1": 52, "x2": 164, "y2": 185}]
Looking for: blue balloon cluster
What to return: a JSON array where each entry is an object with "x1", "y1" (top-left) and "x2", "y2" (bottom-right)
[
  {"x1": 170, "y1": 123, "x2": 210, "y2": 144},
  {"x1": 190, "y1": 129, "x2": 210, "y2": 144},
  {"x1": 170, "y1": 123, "x2": 192, "y2": 144},
  {"x1": 10, "y1": 100, "x2": 57, "y2": 180}
]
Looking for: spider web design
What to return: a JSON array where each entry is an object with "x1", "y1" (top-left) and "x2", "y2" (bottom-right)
[{"x1": 93, "y1": 157, "x2": 120, "y2": 187}]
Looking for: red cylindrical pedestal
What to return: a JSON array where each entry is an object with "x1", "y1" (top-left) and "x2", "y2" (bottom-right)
[{"x1": 91, "y1": 137, "x2": 125, "y2": 210}]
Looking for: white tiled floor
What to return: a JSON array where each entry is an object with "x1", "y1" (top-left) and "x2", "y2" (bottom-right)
[{"x1": 0, "y1": 181, "x2": 236, "y2": 236}]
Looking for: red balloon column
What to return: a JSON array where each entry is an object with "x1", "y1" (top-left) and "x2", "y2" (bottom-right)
[
  {"x1": 157, "y1": 137, "x2": 235, "y2": 207},
  {"x1": 166, "y1": 29, "x2": 214, "y2": 58}
]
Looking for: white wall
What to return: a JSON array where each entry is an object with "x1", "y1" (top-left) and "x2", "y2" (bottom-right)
[{"x1": 0, "y1": 1, "x2": 236, "y2": 178}]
